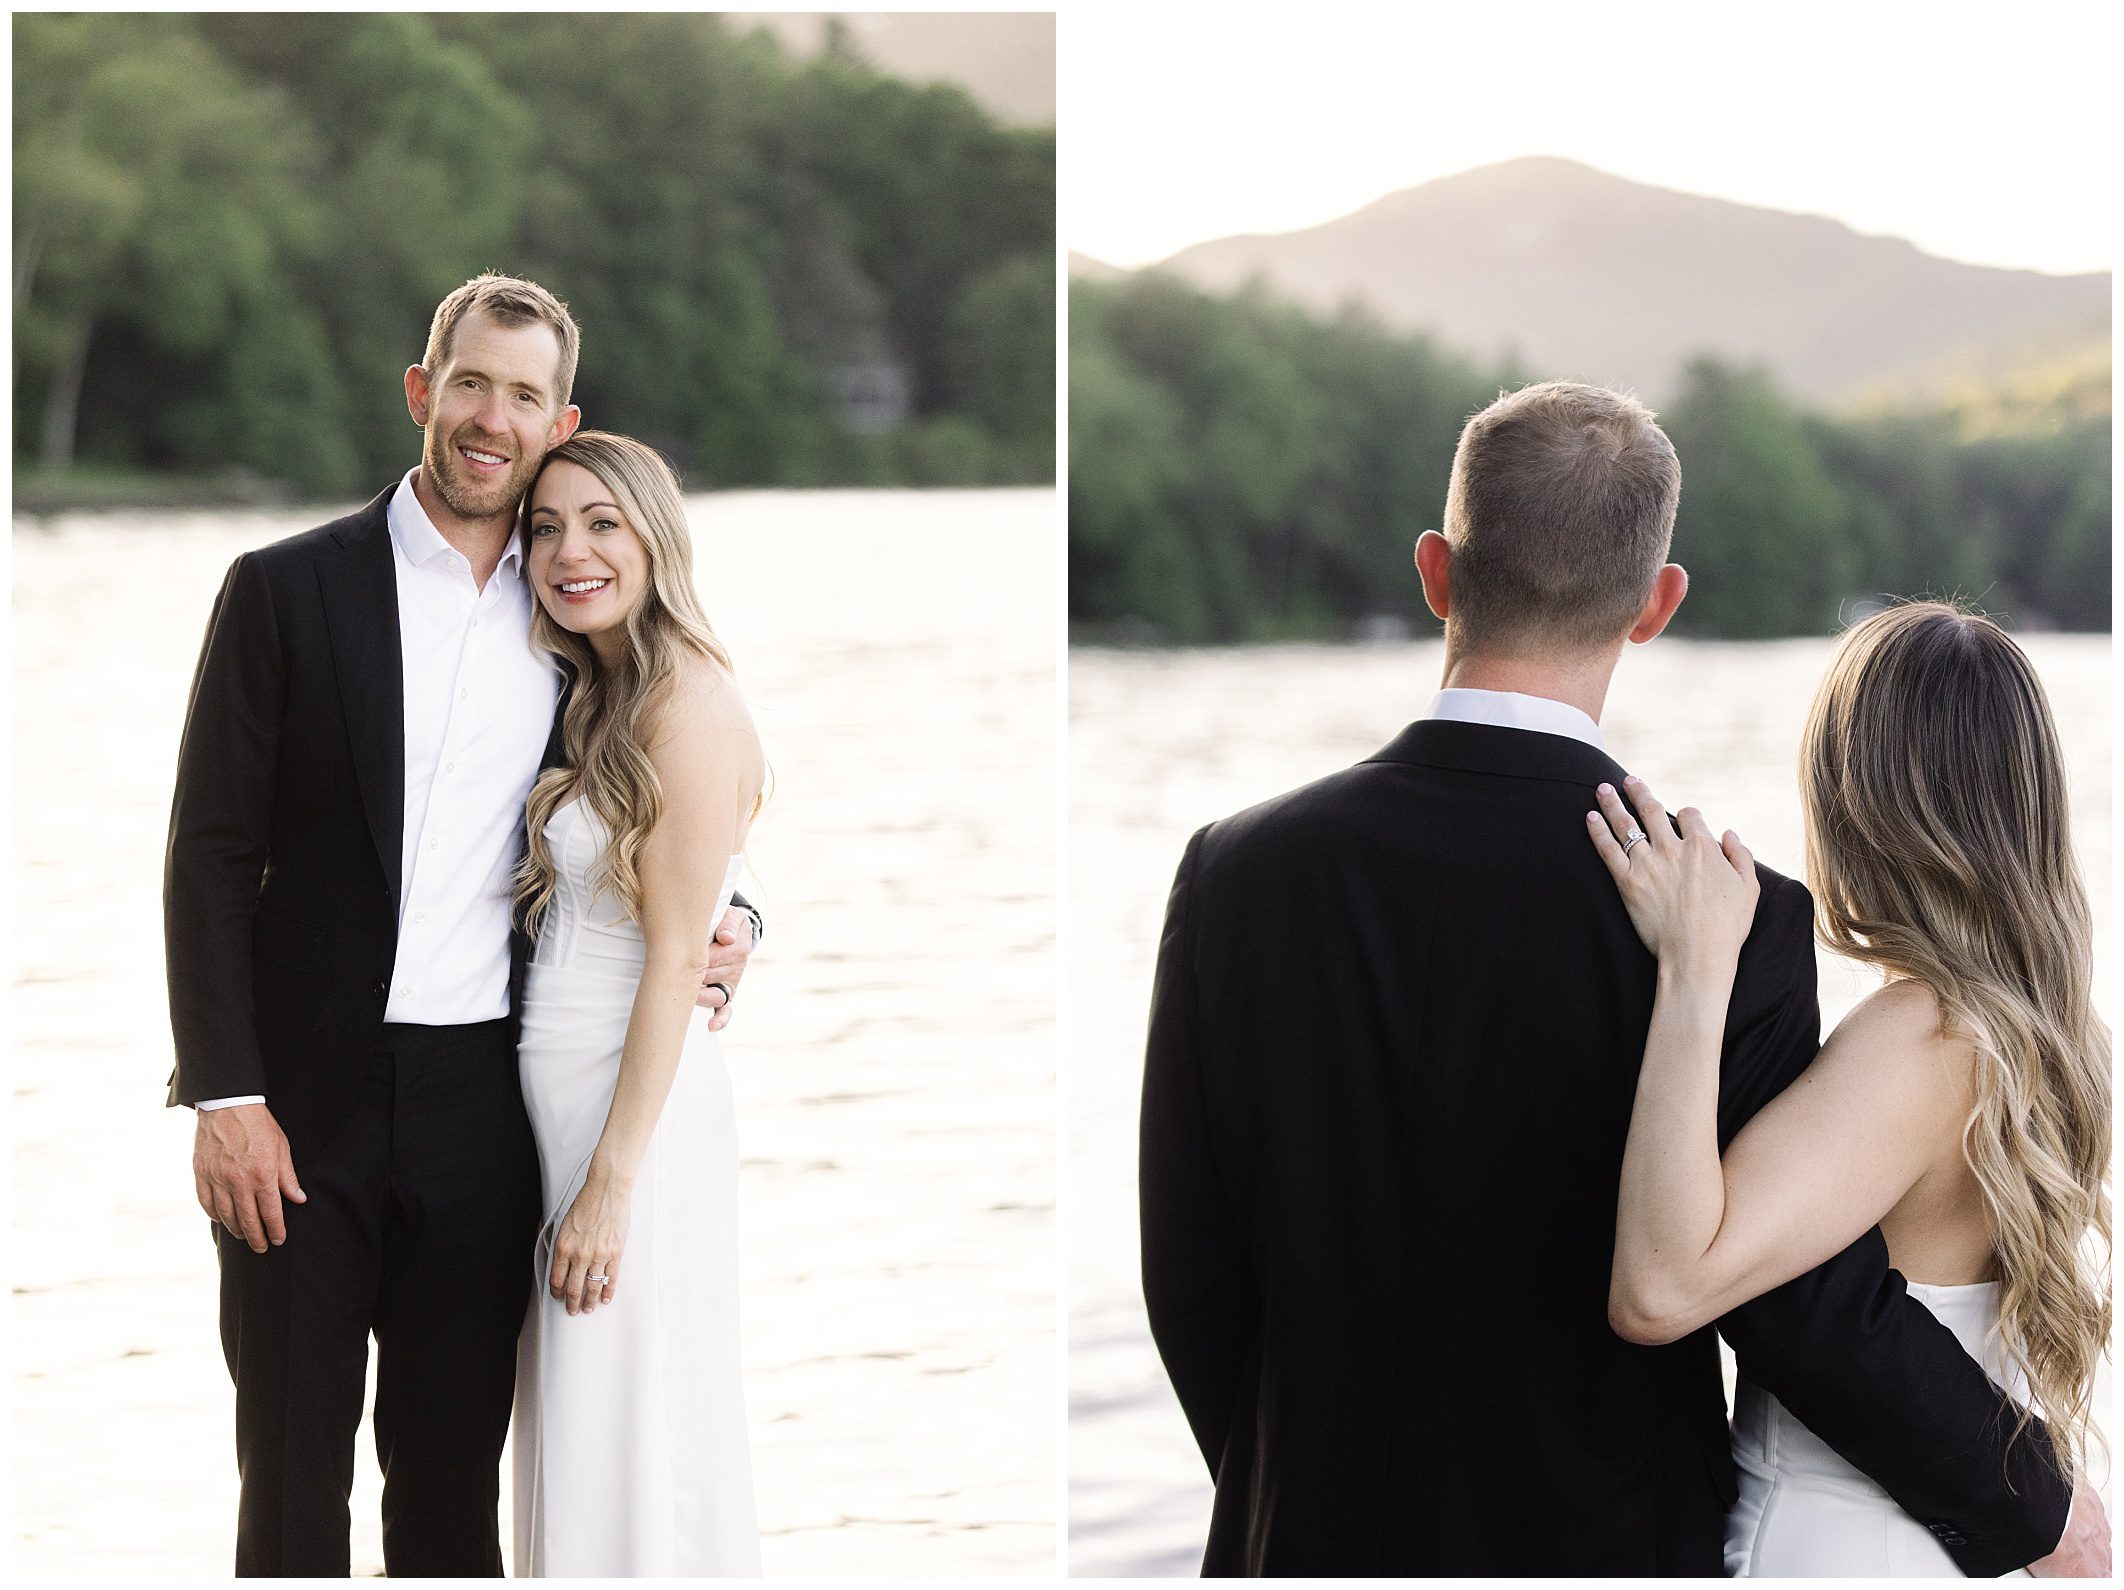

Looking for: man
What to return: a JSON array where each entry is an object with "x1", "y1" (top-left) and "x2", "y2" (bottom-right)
[
  {"x1": 1138, "y1": 382, "x2": 2102, "y2": 1575},
  {"x1": 165, "y1": 273, "x2": 763, "y2": 1576}
]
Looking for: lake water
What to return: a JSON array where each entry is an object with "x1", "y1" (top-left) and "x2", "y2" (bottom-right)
[
  {"x1": 1066, "y1": 636, "x2": 2111, "y2": 1577},
  {"x1": 10, "y1": 488, "x2": 1059, "y2": 1577}
]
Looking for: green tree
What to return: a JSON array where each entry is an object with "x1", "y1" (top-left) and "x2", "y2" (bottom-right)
[
  {"x1": 13, "y1": 13, "x2": 1057, "y2": 495},
  {"x1": 1661, "y1": 361, "x2": 1854, "y2": 638},
  {"x1": 14, "y1": 15, "x2": 328, "y2": 480},
  {"x1": 456, "y1": 14, "x2": 826, "y2": 484},
  {"x1": 1071, "y1": 277, "x2": 2104, "y2": 642},
  {"x1": 204, "y1": 12, "x2": 535, "y2": 490},
  {"x1": 1068, "y1": 295, "x2": 1194, "y2": 637},
  {"x1": 776, "y1": 55, "x2": 1055, "y2": 417},
  {"x1": 2033, "y1": 454, "x2": 2111, "y2": 629},
  {"x1": 947, "y1": 253, "x2": 1055, "y2": 481},
  {"x1": 1818, "y1": 412, "x2": 1989, "y2": 610},
  {"x1": 1282, "y1": 307, "x2": 1490, "y2": 628}
]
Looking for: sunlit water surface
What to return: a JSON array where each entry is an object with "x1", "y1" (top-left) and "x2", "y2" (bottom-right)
[
  {"x1": 1068, "y1": 637, "x2": 2110, "y2": 1577},
  {"x1": 12, "y1": 488, "x2": 1058, "y2": 1577}
]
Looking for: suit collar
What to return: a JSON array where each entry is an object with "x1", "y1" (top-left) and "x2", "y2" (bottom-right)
[
  {"x1": 329, "y1": 483, "x2": 398, "y2": 550},
  {"x1": 1423, "y1": 687, "x2": 1605, "y2": 751},
  {"x1": 1366, "y1": 717, "x2": 1628, "y2": 790}
]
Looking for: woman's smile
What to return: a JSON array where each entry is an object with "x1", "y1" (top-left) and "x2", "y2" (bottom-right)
[{"x1": 552, "y1": 575, "x2": 614, "y2": 605}]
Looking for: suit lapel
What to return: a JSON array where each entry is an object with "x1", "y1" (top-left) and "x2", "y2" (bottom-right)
[
  {"x1": 317, "y1": 487, "x2": 406, "y2": 917},
  {"x1": 541, "y1": 665, "x2": 575, "y2": 774}
]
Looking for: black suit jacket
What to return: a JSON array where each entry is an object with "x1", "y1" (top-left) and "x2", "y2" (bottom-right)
[
  {"x1": 164, "y1": 484, "x2": 751, "y2": 1110},
  {"x1": 1139, "y1": 718, "x2": 2067, "y2": 1577}
]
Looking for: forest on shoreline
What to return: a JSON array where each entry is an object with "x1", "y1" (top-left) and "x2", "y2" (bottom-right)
[
  {"x1": 1071, "y1": 274, "x2": 2109, "y2": 641},
  {"x1": 15, "y1": 13, "x2": 1055, "y2": 503}
]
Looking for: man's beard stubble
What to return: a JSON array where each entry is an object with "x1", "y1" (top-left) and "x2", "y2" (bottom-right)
[{"x1": 422, "y1": 422, "x2": 545, "y2": 524}]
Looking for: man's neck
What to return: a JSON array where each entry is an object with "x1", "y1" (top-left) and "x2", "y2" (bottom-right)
[
  {"x1": 411, "y1": 466, "x2": 514, "y2": 589},
  {"x1": 1437, "y1": 644, "x2": 1623, "y2": 725}
]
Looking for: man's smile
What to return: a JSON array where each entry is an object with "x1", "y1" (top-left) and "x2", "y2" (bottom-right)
[{"x1": 458, "y1": 444, "x2": 511, "y2": 474}]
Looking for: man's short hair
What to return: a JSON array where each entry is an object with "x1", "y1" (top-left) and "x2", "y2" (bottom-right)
[
  {"x1": 421, "y1": 272, "x2": 581, "y2": 410},
  {"x1": 1440, "y1": 381, "x2": 1680, "y2": 654}
]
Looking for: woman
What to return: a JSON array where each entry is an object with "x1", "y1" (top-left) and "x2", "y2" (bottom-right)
[
  {"x1": 509, "y1": 431, "x2": 766, "y2": 1576},
  {"x1": 1585, "y1": 602, "x2": 2108, "y2": 1576}
]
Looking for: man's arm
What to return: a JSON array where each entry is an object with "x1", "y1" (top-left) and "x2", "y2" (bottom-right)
[
  {"x1": 1714, "y1": 874, "x2": 2073, "y2": 1577},
  {"x1": 165, "y1": 553, "x2": 283, "y2": 1105},
  {"x1": 164, "y1": 554, "x2": 306, "y2": 1253},
  {"x1": 697, "y1": 895, "x2": 762, "y2": 1032},
  {"x1": 729, "y1": 894, "x2": 763, "y2": 948},
  {"x1": 1139, "y1": 829, "x2": 1256, "y2": 1474}
]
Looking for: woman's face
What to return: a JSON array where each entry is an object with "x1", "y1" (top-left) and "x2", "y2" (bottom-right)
[{"x1": 525, "y1": 460, "x2": 652, "y2": 644}]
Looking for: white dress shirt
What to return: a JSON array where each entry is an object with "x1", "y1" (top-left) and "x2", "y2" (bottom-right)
[
  {"x1": 1421, "y1": 686, "x2": 1605, "y2": 751},
  {"x1": 381, "y1": 469, "x2": 563, "y2": 1023},
  {"x1": 198, "y1": 471, "x2": 561, "y2": 1110}
]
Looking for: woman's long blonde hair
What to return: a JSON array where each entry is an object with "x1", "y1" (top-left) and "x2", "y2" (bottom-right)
[
  {"x1": 1800, "y1": 601, "x2": 2109, "y2": 1475},
  {"x1": 513, "y1": 431, "x2": 736, "y2": 933}
]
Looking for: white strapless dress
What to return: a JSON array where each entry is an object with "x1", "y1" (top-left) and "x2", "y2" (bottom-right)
[
  {"x1": 1726, "y1": 1280, "x2": 2030, "y2": 1577},
  {"x1": 511, "y1": 796, "x2": 760, "y2": 1576}
]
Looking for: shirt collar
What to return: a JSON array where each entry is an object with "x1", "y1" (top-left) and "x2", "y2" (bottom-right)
[
  {"x1": 386, "y1": 468, "x2": 523, "y2": 578},
  {"x1": 1420, "y1": 687, "x2": 1605, "y2": 751}
]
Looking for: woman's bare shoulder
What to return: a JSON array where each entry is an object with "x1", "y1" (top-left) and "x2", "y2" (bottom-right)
[
  {"x1": 1828, "y1": 978, "x2": 1980, "y2": 1100},
  {"x1": 1845, "y1": 976, "x2": 1950, "y2": 1034},
  {"x1": 648, "y1": 653, "x2": 762, "y2": 784},
  {"x1": 655, "y1": 653, "x2": 756, "y2": 737}
]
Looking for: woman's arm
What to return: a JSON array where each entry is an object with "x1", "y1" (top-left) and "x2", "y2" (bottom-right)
[
  {"x1": 1587, "y1": 776, "x2": 1970, "y2": 1345},
  {"x1": 1618, "y1": 975, "x2": 1973, "y2": 1342},
  {"x1": 548, "y1": 666, "x2": 763, "y2": 1315}
]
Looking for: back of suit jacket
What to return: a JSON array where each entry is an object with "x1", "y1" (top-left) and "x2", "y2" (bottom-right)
[{"x1": 1140, "y1": 717, "x2": 2066, "y2": 1575}]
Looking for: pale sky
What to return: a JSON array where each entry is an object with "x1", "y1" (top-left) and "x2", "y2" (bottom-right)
[{"x1": 1065, "y1": 2, "x2": 2115, "y2": 276}]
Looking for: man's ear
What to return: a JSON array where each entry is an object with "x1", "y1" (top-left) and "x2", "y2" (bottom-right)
[
  {"x1": 405, "y1": 365, "x2": 432, "y2": 427},
  {"x1": 1628, "y1": 564, "x2": 1689, "y2": 644},
  {"x1": 550, "y1": 404, "x2": 582, "y2": 448},
  {"x1": 1415, "y1": 530, "x2": 1451, "y2": 621}
]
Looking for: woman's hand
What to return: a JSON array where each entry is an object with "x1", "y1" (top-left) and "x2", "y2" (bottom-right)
[
  {"x1": 551, "y1": 1172, "x2": 631, "y2": 1315},
  {"x1": 1587, "y1": 774, "x2": 1758, "y2": 975}
]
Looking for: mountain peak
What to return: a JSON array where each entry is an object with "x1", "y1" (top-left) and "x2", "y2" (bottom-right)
[
  {"x1": 1444, "y1": 153, "x2": 1607, "y2": 181},
  {"x1": 1152, "y1": 163, "x2": 2108, "y2": 403}
]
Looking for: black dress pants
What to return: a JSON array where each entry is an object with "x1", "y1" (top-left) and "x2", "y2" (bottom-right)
[{"x1": 217, "y1": 1019, "x2": 543, "y2": 1577}]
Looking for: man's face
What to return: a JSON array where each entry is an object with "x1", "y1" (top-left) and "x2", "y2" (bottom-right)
[{"x1": 408, "y1": 309, "x2": 578, "y2": 523}]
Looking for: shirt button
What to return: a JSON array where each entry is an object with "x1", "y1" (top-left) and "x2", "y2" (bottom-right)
[
  {"x1": 414, "y1": 911, "x2": 427, "y2": 925},
  {"x1": 427, "y1": 836, "x2": 440, "y2": 851},
  {"x1": 460, "y1": 687, "x2": 470, "y2": 700},
  {"x1": 445, "y1": 761, "x2": 456, "y2": 774}
]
